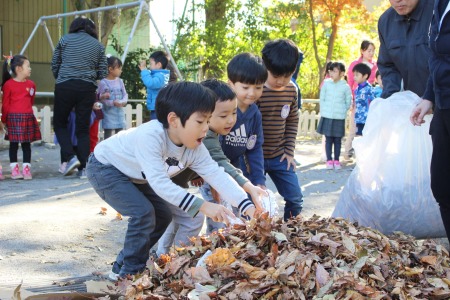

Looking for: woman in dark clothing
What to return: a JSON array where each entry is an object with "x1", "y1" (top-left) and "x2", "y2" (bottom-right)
[{"x1": 51, "y1": 17, "x2": 108, "y2": 178}]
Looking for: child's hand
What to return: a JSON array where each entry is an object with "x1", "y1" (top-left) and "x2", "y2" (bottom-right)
[
  {"x1": 100, "y1": 91, "x2": 110, "y2": 100},
  {"x1": 244, "y1": 207, "x2": 257, "y2": 218},
  {"x1": 113, "y1": 100, "x2": 123, "y2": 107},
  {"x1": 138, "y1": 60, "x2": 147, "y2": 71},
  {"x1": 242, "y1": 182, "x2": 266, "y2": 213},
  {"x1": 280, "y1": 154, "x2": 296, "y2": 170},
  {"x1": 199, "y1": 201, "x2": 235, "y2": 225},
  {"x1": 190, "y1": 177, "x2": 204, "y2": 187}
]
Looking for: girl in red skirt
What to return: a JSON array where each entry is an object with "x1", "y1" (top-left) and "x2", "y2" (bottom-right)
[{"x1": 1, "y1": 55, "x2": 41, "y2": 179}]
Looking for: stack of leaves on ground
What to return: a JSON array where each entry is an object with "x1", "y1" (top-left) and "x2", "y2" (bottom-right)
[{"x1": 107, "y1": 213, "x2": 450, "y2": 299}]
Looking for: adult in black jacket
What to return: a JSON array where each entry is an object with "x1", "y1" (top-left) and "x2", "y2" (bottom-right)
[
  {"x1": 51, "y1": 17, "x2": 107, "y2": 177},
  {"x1": 377, "y1": 0, "x2": 434, "y2": 98},
  {"x1": 411, "y1": 0, "x2": 450, "y2": 242}
]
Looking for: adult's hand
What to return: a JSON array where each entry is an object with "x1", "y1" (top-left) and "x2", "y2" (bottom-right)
[{"x1": 410, "y1": 99, "x2": 433, "y2": 126}]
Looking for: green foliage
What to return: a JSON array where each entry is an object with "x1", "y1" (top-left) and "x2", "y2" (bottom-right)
[
  {"x1": 167, "y1": 0, "x2": 384, "y2": 98},
  {"x1": 110, "y1": 35, "x2": 151, "y2": 100}
]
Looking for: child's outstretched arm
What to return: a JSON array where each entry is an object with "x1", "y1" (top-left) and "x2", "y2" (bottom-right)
[{"x1": 140, "y1": 69, "x2": 166, "y2": 89}]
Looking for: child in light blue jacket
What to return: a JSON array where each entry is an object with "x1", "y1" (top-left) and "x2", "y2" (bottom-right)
[
  {"x1": 317, "y1": 62, "x2": 352, "y2": 170},
  {"x1": 139, "y1": 51, "x2": 170, "y2": 120}
]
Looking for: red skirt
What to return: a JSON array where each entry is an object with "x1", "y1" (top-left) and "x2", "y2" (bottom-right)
[{"x1": 5, "y1": 113, "x2": 42, "y2": 142}]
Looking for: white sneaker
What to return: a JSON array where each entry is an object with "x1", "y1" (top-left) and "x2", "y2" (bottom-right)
[
  {"x1": 58, "y1": 162, "x2": 67, "y2": 174},
  {"x1": 108, "y1": 271, "x2": 120, "y2": 281}
]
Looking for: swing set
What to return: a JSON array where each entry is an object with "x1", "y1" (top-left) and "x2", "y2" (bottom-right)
[{"x1": 19, "y1": 0, "x2": 183, "y2": 80}]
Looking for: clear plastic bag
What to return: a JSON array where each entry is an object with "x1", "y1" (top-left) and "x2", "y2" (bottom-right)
[
  {"x1": 332, "y1": 91, "x2": 446, "y2": 238},
  {"x1": 261, "y1": 189, "x2": 280, "y2": 218}
]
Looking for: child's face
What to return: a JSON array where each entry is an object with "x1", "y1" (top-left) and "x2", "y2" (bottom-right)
[
  {"x1": 17, "y1": 60, "x2": 32, "y2": 78},
  {"x1": 376, "y1": 75, "x2": 383, "y2": 88},
  {"x1": 171, "y1": 112, "x2": 211, "y2": 149},
  {"x1": 353, "y1": 71, "x2": 367, "y2": 84},
  {"x1": 149, "y1": 58, "x2": 161, "y2": 70},
  {"x1": 329, "y1": 68, "x2": 343, "y2": 82},
  {"x1": 209, "y1": 99, "x2": 237, "y2": 135},
  {"x1": 109, "y1": 65, "x2": 122, "y2": 78},
  {"x1": 265, "y1": 71, "x2": 294, "y2": 91},
  {"x1": 228, "y1": 82, "x2": 264, "y2": 109}
]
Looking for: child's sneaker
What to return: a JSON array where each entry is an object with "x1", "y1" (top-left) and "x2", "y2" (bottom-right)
[
  {"x1": 63, "y1": 156, "x2": 80, "y2": 176},
  {"x1": 0, "y1": 167, "x2": 4, "y2": 180},
  {"x1": 326, "y1": 160, "x2": 334, "y2": 169},
  {"x1": 334, "y1": 160, "x2": 342, "y2": 170},
  {"x1": 22, "y1": 163, "x2": 32, "y2": 180},
  {"x1": 10, "y1": 163, "x2": 23, "y2": 179},
  {"x1": 58, "y1": 162, "x2": 67, "y2": 174}
]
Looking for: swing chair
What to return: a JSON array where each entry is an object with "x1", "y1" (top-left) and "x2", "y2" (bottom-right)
[{"x1": 20, "y1": 0, "x2": 182, "y2": 80}]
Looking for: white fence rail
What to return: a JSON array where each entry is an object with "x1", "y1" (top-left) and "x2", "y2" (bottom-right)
[
  {"x1": 31, "y1": 104, "x2": 143, "y2": 143},
  {"x1": 2, "y1": 103, "x2": 343, "y2": 144}
]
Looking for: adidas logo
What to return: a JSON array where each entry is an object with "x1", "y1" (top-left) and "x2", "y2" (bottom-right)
[{"x1": 226, "y1": 124, "x2": 249, "y2": 145}]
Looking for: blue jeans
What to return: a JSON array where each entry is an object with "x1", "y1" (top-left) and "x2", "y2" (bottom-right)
[
  {"x1": 86, "y1": 154, "x2": 172, "y2": 276},
  {"x1": 264, "y1": 155, "x2": 303, "y2": 221}
]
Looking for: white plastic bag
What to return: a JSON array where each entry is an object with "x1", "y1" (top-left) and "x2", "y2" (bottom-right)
[
  {"x1": 332, "y1": 91, "x2": 446, "y2": 238},
  {"x1": 261, "y1": 189, "x2": 280, "y2": 218}
]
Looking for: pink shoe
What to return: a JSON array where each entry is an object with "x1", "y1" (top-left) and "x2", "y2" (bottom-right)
[
  {"x1": 326, "y1": 160, "x2": 334, "y2": 169},
  {"x1": 0, "y1": 167, "x2": 4, "y2": 180},
  {"x1": 334, "y1": 160, "x2": 342, "y2": 170},
  {"x1": 10, "y1": 163, "x2": 23, "y2": 180},
  {"x1": 22, "y1": 163, "x2": 32, "y2": 180}
]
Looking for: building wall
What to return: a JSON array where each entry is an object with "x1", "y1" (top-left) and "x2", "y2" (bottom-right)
[{"x1": 0, "y1": 0, "x2": 151, "y2": 99}]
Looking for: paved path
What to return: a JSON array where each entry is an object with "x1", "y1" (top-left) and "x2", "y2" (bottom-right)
[{"x1": 0, "y1": 140, "x2": 353, "y2": 288}]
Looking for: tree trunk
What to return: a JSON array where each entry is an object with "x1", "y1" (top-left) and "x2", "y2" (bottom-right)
[{"x1": 308, "y1": 0, "x2": 324, "y2": 94}]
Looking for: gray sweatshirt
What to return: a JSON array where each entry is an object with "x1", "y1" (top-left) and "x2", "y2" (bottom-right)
[{"x1": 93, "y1": 120, "x2": 254, "y2": 217}]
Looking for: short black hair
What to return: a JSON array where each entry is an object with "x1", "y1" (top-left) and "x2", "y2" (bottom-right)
[
  {"x1": 156, "y1": 82, "x2": 216, "y2": 128},
  {"x1": 261, "y1": 39, "x2": 299, "y2": 76},
  {"x1": 227, "y1": 53, "x2": 268, "y2": 85},
  {"x1": 200, "y1": 78, "x2": 236, "y2": 102},
  {"x1": 150, "y1": 51, "x2": 168, "y2": 69},
  {"x1": 352, "y1": 63, "x2": 371, "y2": 79},
  {"x1": 360, "y1": 40, "x2": 375, "y2": 52},
  {"x1": 69, "y1": 17, "x2": 98, "y2": 39},
  {"x1": 330, "y1": 62, "x2": 346, "y2": 73}
]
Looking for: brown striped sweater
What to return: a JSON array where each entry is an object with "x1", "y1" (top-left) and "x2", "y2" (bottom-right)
[{"x1": 256, "y1": 83, "x2": 299, "y2": 159}]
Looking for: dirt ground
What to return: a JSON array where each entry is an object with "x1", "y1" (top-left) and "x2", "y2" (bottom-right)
[{"x1": 0, "y1": 139, "x2": 356, "y2": 289}]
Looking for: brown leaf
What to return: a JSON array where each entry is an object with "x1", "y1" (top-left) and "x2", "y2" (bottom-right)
[{"x1": 99, "y1": 207, "x2": 107, "y2": 215}]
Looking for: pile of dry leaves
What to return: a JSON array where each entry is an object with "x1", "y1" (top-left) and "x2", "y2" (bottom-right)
[{"x1": 107, "y1": 213, "x2": 450, "y2": 299}]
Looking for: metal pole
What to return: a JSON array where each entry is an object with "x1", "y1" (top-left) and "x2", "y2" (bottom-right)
[
  {"x1": 21, "y1": 1, "x2": 144, "y2": 55},
  {"x1": 20, "y1": 18, "x2": 42, "y2": 54},
  {"x1": 120, "y1": 0, "x2": 145, "y2": 64},
  {"x1": 41, "y1": 21, "x2": 55, "y2": 52},
  {"x1": 40, "y1": 1, "x2": 143, "y2": 21},
  {"x1": 145, "y1": 2, "x2": 183, "y2": 80}
]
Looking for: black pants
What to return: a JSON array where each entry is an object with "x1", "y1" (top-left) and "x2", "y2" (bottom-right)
[
  {"x1": 430, "y1": 108, "x2": 450, "y2": 241},
  {"x1": 53, "y1": 80, "x2": 96, "y2": 169},
  {"x1": 9, "y1": 142, "x2": 31, "y2": 163},
  {"x1": 325, "y1": 136, "x2": 342, "y2": 161}
]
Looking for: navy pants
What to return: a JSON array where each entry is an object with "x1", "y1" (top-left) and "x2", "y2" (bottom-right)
[
  {"x1": 430, "y1": 108, "x2": 450, "y2": 241},
  {"x1": 325, "y1": 136, "x2": 342, "y2": 161},
  {"x1": 86, "y1": 154, "x2": 172, "y2": 276}
]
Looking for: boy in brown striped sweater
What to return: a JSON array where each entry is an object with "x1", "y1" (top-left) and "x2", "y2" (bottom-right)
[{"x1": 258, "y1": 39, "x2": 303, "y2": 221}]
